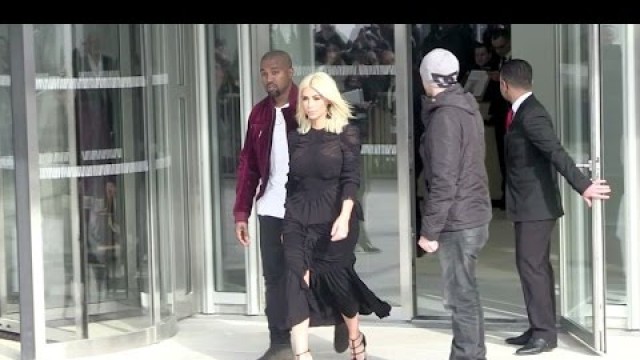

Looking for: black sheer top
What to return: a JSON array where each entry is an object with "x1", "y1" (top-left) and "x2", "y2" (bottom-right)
[{"x1": 284, "y1": 123, "x2": 362, "y2": 225}]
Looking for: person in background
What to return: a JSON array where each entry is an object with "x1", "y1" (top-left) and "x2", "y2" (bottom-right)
[
  {"x1": 233, "y1": 50, "x2": 349, "y2": 360},
  {"x1": 314, "y1": 24, "x2": 347, "y2": 65},
  {"x1": 417, "y1": 48, "x2": 492, "y2": 360},
  {"x1": 473, "y1": 42, "x2": 498, "y2": 71},
  {"x1": 280, "y1": 71, "x2": 391, "y2": 360},
  {"x1": 214, "y1": 56, "x2": 241, "y2": 173},
  {"x1": 499, "y1": 59, "x2": 612, "y2": 355},
  {"x1": 461, "y1": 41, "x2": 501, "y2": 103},
  {"x1": 486, "y1": 28, "x2": 513, "y2": 209}
]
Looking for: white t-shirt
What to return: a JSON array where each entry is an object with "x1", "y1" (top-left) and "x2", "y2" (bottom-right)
[{"x1": 256, "y1": 104, "x2": 290, "y2": 219}]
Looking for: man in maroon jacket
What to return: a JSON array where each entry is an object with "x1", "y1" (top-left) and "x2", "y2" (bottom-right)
[{"x1": 233, "y1": 50, "x2": 348, "y2": 360}]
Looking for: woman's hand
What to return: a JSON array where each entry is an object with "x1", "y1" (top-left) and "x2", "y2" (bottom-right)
[{"x1": 331, "y1": 215, "x2": 350, "y2": 241}]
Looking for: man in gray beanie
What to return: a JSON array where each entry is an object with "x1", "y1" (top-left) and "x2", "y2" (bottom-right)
[{"x1": 417, "y1": 48, "x2": 492, "y2": 360}]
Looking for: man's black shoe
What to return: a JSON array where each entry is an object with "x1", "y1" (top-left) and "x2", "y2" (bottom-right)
[
  {"x1": 256, "y1": 343, "x2": 293, "y2": 360},
  {"x1": 333, "y1": 322, "x2": 349, "y2": 353},
  {"x1": 505, "y1": 329, "x2": 533, "y2": 346},
  {"x1": 515, "y1": 338, "x2": 557, "y2": 355}
]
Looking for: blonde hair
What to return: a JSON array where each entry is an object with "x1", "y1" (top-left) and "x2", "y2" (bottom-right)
[{"x1": 296, "y1": 71, "x2": 353, "y2": 134}]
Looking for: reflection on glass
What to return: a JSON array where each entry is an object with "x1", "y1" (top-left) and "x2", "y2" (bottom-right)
[
  {"x1": 600, "y1": 24, "x2": 626, "y2": 306},
  {"x1": 150, "y1": 24, "x2": 174, "y2": 320},
  {"x1": 33, "y1": 24, "x2": 151, "y2": 342},
  {"x1": 271, "y1": 24, "x2": 313, "y2": 76},
  {"x1": 559, "y1": 24, "x2": 594, "y2": 329},
  {"x1": 208, "y1": 25, "x2": 246, "y2": 292},
  {"x1": 0, "y1": 24, "x2": 20, "y2": 334}
]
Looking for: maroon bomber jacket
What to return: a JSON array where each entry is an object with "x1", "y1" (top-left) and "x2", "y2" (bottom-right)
[{"x1": 233, "y1": 84, "x2": 299, "y2": 223}]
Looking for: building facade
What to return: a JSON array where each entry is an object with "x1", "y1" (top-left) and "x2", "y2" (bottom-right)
[{"x1": 0, "y1": 24, "x2": 638, "y2": 359}]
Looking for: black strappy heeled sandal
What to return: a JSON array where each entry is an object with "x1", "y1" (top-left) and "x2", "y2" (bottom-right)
[
  {"x1": 296, "y1": 349, "x2": 311, "y2": 359},
  {"x1": 349, "y1": 332, "x2": 367, "y2": 360}
]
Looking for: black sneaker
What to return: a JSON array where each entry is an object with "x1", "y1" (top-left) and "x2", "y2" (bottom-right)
[
  {"x1": 256, "y1": 343, "x2": 293, "y2": 360},
  {"x1": 333, "y1": 322, "x2": 349, "y2": 353}
]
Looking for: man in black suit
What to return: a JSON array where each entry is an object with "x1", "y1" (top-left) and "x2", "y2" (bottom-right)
[{"x1": 499, "y1": 59, "x2": 611, "y2": 355}]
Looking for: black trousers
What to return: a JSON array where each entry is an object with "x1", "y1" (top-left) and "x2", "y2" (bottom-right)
[
  {"x1": 258, "y1": 215, "x2": 290, "y2": 345},
  {"x1": 514, "y1": 219, "x2": 558, "y2": 343}
]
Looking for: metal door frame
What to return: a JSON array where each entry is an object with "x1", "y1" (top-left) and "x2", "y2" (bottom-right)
[
  {"x1": 199, "y1": 24, "x2": 258, "y2": 313},
  {"x1": 557, "y1": 23, "x2": 607, "y2": 354},
  {"x1": 165, "y1": 24, "x2": 201, "y2": 319}
]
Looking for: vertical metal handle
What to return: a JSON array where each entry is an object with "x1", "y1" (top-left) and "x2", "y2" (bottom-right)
[{"x1": 575, "y1": 159, "x2": 592, "y2": 169}]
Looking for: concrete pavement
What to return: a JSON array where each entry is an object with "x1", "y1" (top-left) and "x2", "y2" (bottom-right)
[
  {"x1": 4, "y1": 314, "x2": 639, "y2": 359},
  {"x1": 76, "y1": 315, "x2": 608, "y2": 360}
]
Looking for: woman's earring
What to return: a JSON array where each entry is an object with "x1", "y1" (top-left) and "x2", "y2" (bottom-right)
[
  {"x1": 326, "y1": 106, "x2": 332, "y2": 119},
  {"x1": 305, "y1": 114, "x2": 309, "y2": 119}
]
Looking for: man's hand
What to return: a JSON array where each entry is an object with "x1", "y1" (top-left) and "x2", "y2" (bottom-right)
[
  {"x1": 417, "y1": 235, "x2": 439, "y2": 253},
  {"x1": 582, "y1": 179, "x2": 612, "y2": 207},
  {"x1": 235, "y1": 221, "x2": 250, "y2": 247}
]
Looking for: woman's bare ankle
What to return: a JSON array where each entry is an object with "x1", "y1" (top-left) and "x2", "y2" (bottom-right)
[{"x1": 295, "y1": 350, "x2": 312, "y2": 360}]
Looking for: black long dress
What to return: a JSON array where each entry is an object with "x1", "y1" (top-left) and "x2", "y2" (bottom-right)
[{"x1": 280, "y1": 123, "x2": 391, "y2": 329}]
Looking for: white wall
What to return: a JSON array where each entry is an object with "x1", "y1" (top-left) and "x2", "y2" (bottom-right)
[{"x1": 512, "y1": 24, "x2": 557, "y2": 123}]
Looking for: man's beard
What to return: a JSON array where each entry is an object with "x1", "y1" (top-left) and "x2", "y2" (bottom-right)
[
  {"x1": 267, "y1": 88, "x2": 281, "y2": 98},
  {"x1": 266, "y1": 83, "x2": 281, "y2": 98}
]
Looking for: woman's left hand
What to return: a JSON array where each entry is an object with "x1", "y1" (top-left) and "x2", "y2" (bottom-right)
[{"x1": 330, "y1": 216, "x2": 350, "y2": 241}]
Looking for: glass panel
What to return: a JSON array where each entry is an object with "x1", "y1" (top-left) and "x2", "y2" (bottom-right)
[
  {"x1": 207, "y1": 24, "x2": 245, "y2": 292},
  {"x1": 150, "y1": 24, "x2": 174, "y2": 320},
  {"x1": 559, "y1": 24, "x2": 594, "y2": 330},
  {"x1": 600, "y1": 24, "x2": 627, "y2": 306},
  {"x1": 32, "y1": 24, "x2": 151, "y2": 341},
  {"x1": 0, "y1": 24, "x2": 20, "y2": 337},
  {"x1": 270, "y1": 24, "x2": 401, "y2": 306}
]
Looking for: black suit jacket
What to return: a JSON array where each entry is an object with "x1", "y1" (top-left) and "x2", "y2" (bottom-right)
[{"x1": 505, "y1": 94, "x2": 592, "y2": 222}]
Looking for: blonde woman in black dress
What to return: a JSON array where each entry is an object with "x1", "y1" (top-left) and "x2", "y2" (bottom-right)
[{"x1": 280, "y1": 71, "x2": 391, "y2": 360}]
